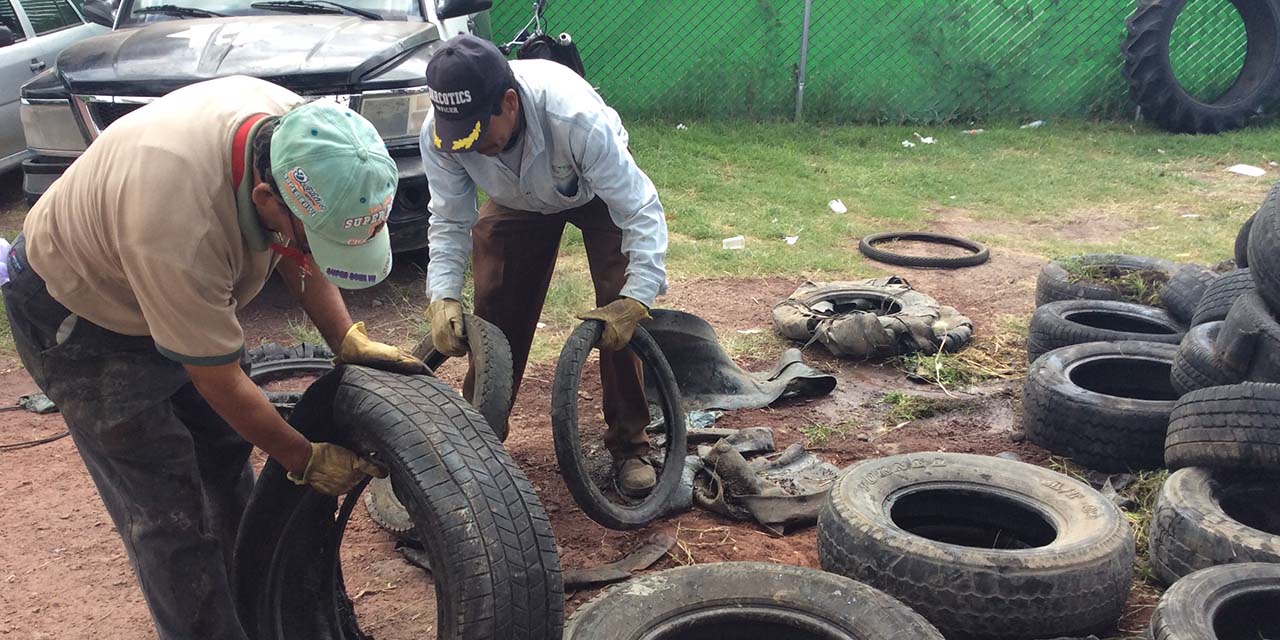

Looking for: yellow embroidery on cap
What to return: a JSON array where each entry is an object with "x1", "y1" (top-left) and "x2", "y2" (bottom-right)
[
  {"x1": 452, "y1": 121, "x2": 481, "y2": 151},
  {"x1": 433, "y1": 125, "x2": 443, "y2": 149}
]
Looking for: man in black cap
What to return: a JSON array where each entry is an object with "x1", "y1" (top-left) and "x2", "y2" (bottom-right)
[{"x1": 420, "y1": 34, "x2": 669, "y2": 496}]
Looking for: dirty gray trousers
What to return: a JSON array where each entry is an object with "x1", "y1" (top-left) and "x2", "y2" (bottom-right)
[{"x1": 3, "y1": 236, "x2": 253, "y2": 640}]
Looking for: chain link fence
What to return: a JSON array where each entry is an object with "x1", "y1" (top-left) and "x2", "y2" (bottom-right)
[{"x1": 489, "y1": 0, "x2": 1248, "y2": 123}]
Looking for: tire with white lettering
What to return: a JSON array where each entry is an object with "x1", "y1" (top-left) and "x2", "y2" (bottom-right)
[
  {"x1": 818, "y1": 453, "x2": 1134, "y2": 639},
  {"x1": 565, "y1": 562, "x2": 944, "y2": 640},
  {"x1": 1150, "y1": 563, "x2": 1280, "y2": 640},
  {"x1": 1148, "y1": 468, "x2": 1280, "y2": 586},
  {"x1": 1022, "y1": 341, "x2": 1180, "y2": 472}
]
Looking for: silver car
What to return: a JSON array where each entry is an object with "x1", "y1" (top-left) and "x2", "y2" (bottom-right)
[{"x1": 0, "y1": 0, "x2": 107, "y2": 173}]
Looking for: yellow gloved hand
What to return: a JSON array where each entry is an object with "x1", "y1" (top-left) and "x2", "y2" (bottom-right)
[
  {"x1": 287, "y1": 442, "x2": 387, "y2": 496},
  {"x1": 336, "y1": 321, "x2": 429, "y2": 375},
  {"x1": 425, "y1": 298, "x2": 467, "y2": 357},
  {"x1": 576, "y1": 297, "x2": 651, "y2": 351}
]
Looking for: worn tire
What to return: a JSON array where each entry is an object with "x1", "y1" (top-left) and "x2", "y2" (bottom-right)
[
  {"x1": 1022, "y1": 341, "x2": 1180, "y2": 471},
  {"x1": 413, "y1": 313, "x2": 514, "y2": 441},
  {"x1": 233, "y1": 366, "x2": 563, "y2": 640},
  {"x1": 818, "y1": 453, "x2": 1134, "y2": 639},
  {"x1": 1215, "y1": 291, "x2": 1280, "y2": 381},
  {"x1": 1148, "y1": 468, "x2": 1280, "y2": 586},
  {"x1": 551, "y1": 322, "x2": 686, "y2": 530},
  {"x1": 1171, "y1": 322, "x2": 1243, "y2": 396},
  {"x1": 1165, "y1": 382, "x2": 1280, "y2": 471},
  {"x1": 1035, "y1": 254, "x2": 1178, "y2": 307},
  {"x1": 246, "y1": 342, "x2": 334, "y2": 384},
  {"x1": 1191, "y1": 268, "x2": 1254, "y2": 326},
  {"x1": 1027, "y1": 300, "x2": 1184, "y2": 363},
  {"x1": 1122, "y1": 0, "x2": 1280, "y2": 134},
  {"x1": 1160, "y1": 265, "x2": 1218, "y2": 325},
  {"x1": 858, "y1": 231, "x2": 990, "y2": 269},
  {"x1": 1236, "y1": 211, "x2": 1256, "y2": 268},
  {"x1": 1150, "y1": 563, "x2": 1280, "y2": 640},
  {"x1": 1250, "y1": 183, "x2": 1280, "y2": 314},
  {"x1": 565, "y1": 562, "x2": 944, "y2": 640}
]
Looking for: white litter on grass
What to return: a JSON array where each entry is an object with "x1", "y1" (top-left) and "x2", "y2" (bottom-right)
[
  {"x1": 785, "y1": 236, "x2": 799, "y2": 245},
  {"x1": 1020, "y1": 120, "x2": 1046, "y2": 129},
  {"x1": 1181, "y1": 214, "x2": 1202, "y2": 219},
  {"x1": 536, "y1": 322, "x2": 547, "y2": 329},
  {"x1": 737, "y1": 329, "x2": 763, "y2": 335},
  {"x1": 676, "y1": 123, "x2": 688, "y2": 131},
  {"x1": 913, "y1": 132, "x2": 936, "y2": 144},
  {"x1": 901, "y1": 140, "x2": 916, "y2": 148},
  {"x1": 1228, "y1": 164, "x2": 1267, "y2": 177},
  {"x1": 828, "y1": 199, "x2": 848, "y2": 214},
  {"x1": 722, "y1": 235, "x2": 746, "y2": 250},
  {"x1": 962, "y1": 129, "x2": 985, "y2": 135},
  {"x1": 1157, "y1": 149, "x2": 1167, "y2": 155},
  {"x1": 1271, "y1": 161, "x2": 1279, "y2": 167}
]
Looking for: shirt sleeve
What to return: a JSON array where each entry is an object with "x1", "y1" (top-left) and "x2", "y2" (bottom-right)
[
  {"x1": 420, "y1": 124, "x2": 479, "y2": 302},
  {"x1": 575, "y1": 119, "x2": 669, "y2": 307}
]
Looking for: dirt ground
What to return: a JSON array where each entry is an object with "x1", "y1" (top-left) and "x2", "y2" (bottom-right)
[{"x1": 0, "y1": 236, "x2": 1162, "y2": 638}]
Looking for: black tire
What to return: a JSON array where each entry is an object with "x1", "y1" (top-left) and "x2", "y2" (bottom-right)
[
  {"x1": 1236, "y1": 211, "x2": 1256, "y2": 268},
  {"x1": 1161, "y1": 265, "x2": 1218, "y2": 325},
  {"x1": 1165, "y1": 382, "x2": 1280, "y2": 471},
  {"x1": 1171, "y1": 322, "x2": 1243, "y2": 396},
  {"x1": 1122, "y1": 0, "x2": 1280, "y2": 134},
  {"x1": 233, "y1": 366, "x2": 563, "y2": 640},
  {"x1": 818, "y1": 452, "x2": 1134, "y2": 639},
  {"x1": 1249, "y1": 182, "x2": 1280, "y2": 313},
  {"x1": 246, "y1": 342, "x2": 334, "y2": 384},
  {"x1": 1035, "y1": 254, "x2": 1179, "y2": 307},
  {"x1": 1022, "y1": 341, "x2": 1180, "y2": 472},
  {"x1": 551, "y1": 321, "x2": 686, "y2": 531},
  {"x1": 1027, "y1": 299, "x2": 1185, "y2": 363},
  {"x1": 1150, "y1": 563, "x2": 1280, "y2": 640},
  {"x1": 1191, "y1": 268, "x2": 1254, "y2": 326},
  {"x1": 1148, "y1": 468, "x2": 1280, "y2": 586},
  {"x1": 858, "y1": 231, "x2": 990, "y2": 269},
  {"x1": 1216, "y1": 291, "x2": 1280, "y2": 381},
  {"x1": 413, "y1": 313, "x2": 514, "y2": 441},
  {"x1": 565, "y1": 562, "x2": 944, "y2": 640}
]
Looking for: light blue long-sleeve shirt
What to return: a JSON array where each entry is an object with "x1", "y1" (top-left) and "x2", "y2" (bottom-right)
[{"x1": 419, "y1": 59, "x2": 669, "y2": 307}]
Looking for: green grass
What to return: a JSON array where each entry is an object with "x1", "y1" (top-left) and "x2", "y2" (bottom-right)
[
  {"x1": 802, "y1": 420, "x2": 851, "y2": 447},
  {"x1": 881, "y1": 391, "x2": 938, "y2": 424},
  {"x1": 1058, "y1": 257, "x2": 1168, "y2": 307},
  {"x1": 285, "y1": 318, "x2": 324, "y2": 345}
]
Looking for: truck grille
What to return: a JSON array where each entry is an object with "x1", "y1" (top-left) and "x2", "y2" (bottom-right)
[{"x1": 90, "y1": 103, "x2": 145, "y2": 130}]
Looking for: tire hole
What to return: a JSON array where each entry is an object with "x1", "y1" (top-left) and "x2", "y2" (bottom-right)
[
  {"x1": 889, "y1": 488, "x2": 1057, "y2": 549},
  {"x1": 1063, "y1": 310, "x2": 1179, "y2": 335},
  {"x1": 1212, "y1": 591, "x2": 1280, "y2": 640},
  {"x1": 1069, "y1": 357, "x2": 1179, "y2": 401},
  {"x1": 649, "y1": 608, "x2": 845, "y2": 640},
  {"x1": 1219, "y1": 487, "x2": 1280, "y2": 536},
  {"x1": 1169, "y1": 0, "x2": 1248, "y2": 104}
]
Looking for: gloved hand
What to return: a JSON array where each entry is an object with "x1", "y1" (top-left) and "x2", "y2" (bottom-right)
[
  {"x1": 336, "y1": 321, "x2": 429, "y2": 375},
  {"x1": 576, "y1": 297, "x2": 651, "y2": 351},
  {"x1": 426, "y1": 298, "x2": 468, "y2": 357},
  {"x1": 287, "y1": 442, "x2": 387, "y2": 496}
]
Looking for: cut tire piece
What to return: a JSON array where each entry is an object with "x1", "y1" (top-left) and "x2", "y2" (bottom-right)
[
  {"x1": 1027, "y1": 299, "x2": 1184, "y2": 363},
  {"x1": 565, "y1": 562, "x2": 944, "y2": 640},
  {"x1": 818, "y1": 452, "x2": 1134, "y2": 639},
  {"x1": 551, "y1": 322, "x2": 687, "y2": 530},
  {"x1": 246, "y1": 342, "x2": 334, "y2": 385},
  {"x1": 1122, "y1": 0, "x2": 1280, "y2": 134},
  {"x1": 1148, "y1": 468, "x2": 1280, "y2": 586},
  {"x1": 1215, "y1": 291, "x2": 1280, "y2": 380},
  {"x1": 1160, "y1": 265, "x2": 1217, "y2": 326},
  {"x1": 1150, "y1": 563, "x2": 1280, "y2": 640},
  {"x1": 1191, "y1": 268, "x2": 1254, "y2": 326},
  {"x1": 413, "y1": 313, "x2": 514, "y2": 441},
  {"x1": 1250, "y1": 181, "x2": 1280, "y2": 313},
  {"x1": 1165, "y1": 382, "x2": 1280, "y2": 471},
  {"x1": 1035, "y1": 254, "x2": 1179, "y2": 307},
  {"x1": 1170, "y1": 322, "x2": 1243, "y2": 396},
  {"x1": 233, "y1": 366, "x2": 563, "y2": 640},
  {"x1": 858, "y1": 231, "x2": 989, "y2": 269},
  {"x1": 1022, "y1": 341, "x2": 1180, "y2": 472}
]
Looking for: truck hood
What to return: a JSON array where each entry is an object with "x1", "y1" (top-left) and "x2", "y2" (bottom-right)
[{"x1": 55, "y1": 16, "x2": 438, "y2": 95}]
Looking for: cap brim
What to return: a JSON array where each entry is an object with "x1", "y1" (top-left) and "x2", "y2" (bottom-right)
[
  {"x1": 431, "y1": 117, "x2": 488, "y2": 154},
  {"x1": 309, "y1": 223, "x2": 392, "y2": 290}
]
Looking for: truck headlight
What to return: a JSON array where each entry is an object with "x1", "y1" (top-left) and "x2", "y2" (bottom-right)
[
  {"x1": 20, "y1": 99, "x2": 88, "y2": 155},
  {"x1": 360, "y1": 89, "x2": 432, "y2": 146}
]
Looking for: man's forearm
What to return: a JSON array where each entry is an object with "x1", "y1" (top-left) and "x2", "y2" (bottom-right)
[{"x1": 185, "y1": 362, "x2": 311, "y2": 474}]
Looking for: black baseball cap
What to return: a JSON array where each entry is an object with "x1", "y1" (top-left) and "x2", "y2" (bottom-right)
[{"x1": 425, "y1": 34, "x2": 513, "y2": 153}]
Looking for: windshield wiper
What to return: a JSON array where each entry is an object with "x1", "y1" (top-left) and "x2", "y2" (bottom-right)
[
  {"x1": 250, "y1": 1, "x2": 382, "y2": 20},
  {"x1": 134, "y1": 4, "x2": 225, "y2": 18}
]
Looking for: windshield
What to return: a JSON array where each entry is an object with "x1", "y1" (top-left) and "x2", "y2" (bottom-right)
[{"x1": 119, "y1": 0, "x2": 424, "y2": 25}]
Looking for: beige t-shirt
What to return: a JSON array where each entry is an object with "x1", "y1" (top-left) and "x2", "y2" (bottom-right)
[{"x1": 23, "y1": 76, "x2": 302, "y2": 365}]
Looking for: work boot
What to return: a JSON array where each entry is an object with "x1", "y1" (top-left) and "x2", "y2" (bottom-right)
[{"x1": 616, "y1": 457, "x2": 656, "y2": 498}]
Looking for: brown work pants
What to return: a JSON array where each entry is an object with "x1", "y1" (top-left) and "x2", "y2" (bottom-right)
[{"x1": 465, "y1": 197, "x2": 651, "y2": 459}]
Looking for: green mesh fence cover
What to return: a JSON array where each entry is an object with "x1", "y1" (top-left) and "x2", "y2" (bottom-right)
[{"x1": 489, "y1": 0, "x2": 1250, "y2": 122}]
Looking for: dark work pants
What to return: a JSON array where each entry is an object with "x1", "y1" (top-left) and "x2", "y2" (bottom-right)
[
  {"x1": 3, "y1": 236, "x2": 253, "y2": 640},
  {"x1": 468, "y1": 197, "x2": 651, "y2": 458}
]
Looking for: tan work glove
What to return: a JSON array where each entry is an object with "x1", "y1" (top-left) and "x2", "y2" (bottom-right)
[
  {"x1": 336, "y1": 321, "x2": 429, "y2": 375},
  {"x1": 577, "y1": 297, "x2": 651, "y2": 351},
  {"x1": 287, "y1": 442, "x2": 387, "y2": 496},
  {"x1": 426, "y1": 298, "x2": 467, "y2": 357}
]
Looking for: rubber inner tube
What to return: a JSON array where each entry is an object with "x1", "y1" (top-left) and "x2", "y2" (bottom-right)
[{"x1": 858, "y1": 231, "x2": 990, "y2": 269}]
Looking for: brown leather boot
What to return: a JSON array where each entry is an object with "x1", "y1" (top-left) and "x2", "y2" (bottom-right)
[{"x1": 616, "y1": 457, "x2": 656, "y2": 497}]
